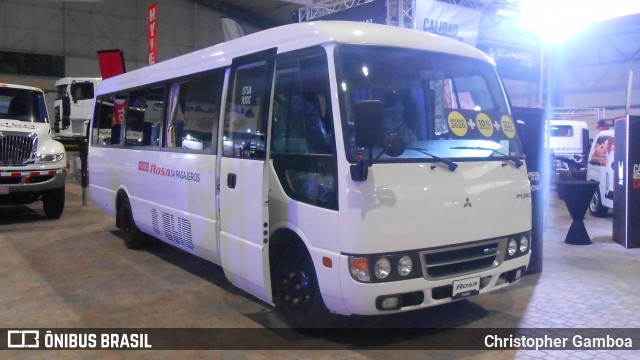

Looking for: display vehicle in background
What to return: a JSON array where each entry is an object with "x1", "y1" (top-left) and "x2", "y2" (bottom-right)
[
  {"x1": 549, "y1": 119, "x2": 590, "y2": 181},
  {"x1": 53, "y1": 77, "x2": 101, "y2": 142},
  {"x1": 0, "y1": 83, "x2": 67, "y2": 219},
  {"x1": 88, "y1": 21, "x2": 531, "y2": 327},
  {"x1": 587, "y1": 129, "x2": 615, "y2": 217}
]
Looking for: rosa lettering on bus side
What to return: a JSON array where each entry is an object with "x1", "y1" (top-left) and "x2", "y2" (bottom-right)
[{"x1": 87, "y1": 22, "x2": 531, "y2": 327}]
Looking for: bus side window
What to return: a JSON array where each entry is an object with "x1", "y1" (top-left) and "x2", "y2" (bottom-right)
[
  {"x1": 126, "y1": 86, "x2": 165, "y2": 146},
  {"x1": 166, "y1": 82, "x2": 188, "y2": 148},
  {"x1": 181, "y1": 69, "x2": 224, "y2": 152},
  {"x1": 92, "y1": 94, "x2": 122, "y2": 146}
]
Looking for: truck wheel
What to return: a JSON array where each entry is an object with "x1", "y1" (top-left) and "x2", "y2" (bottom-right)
[
  {"x1": 43, "y1": 187, "x2": 65, "y2": 219},
  {"x1": 589, "y1": 187, "x2": 609, "y2": 217},
  {"x1": 273, "y1": 243, "x2": 333, "y2": 328},
  {"x1": 118, "y1": 198, "x2": 145, "y2": 249}
]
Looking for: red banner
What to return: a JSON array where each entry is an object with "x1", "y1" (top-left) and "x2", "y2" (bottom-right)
[
  {"x1": 147, "y1": 3, "x2": 158, "y2": 65},
  {"x1": 96, "y1": 49, "x2": 125, "y2": 79}
]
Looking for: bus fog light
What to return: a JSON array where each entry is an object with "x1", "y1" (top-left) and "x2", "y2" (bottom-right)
[
  {"x1": 381, "y1": 296, "x2": 399, "y2": 309},
  {"x1": 349, "y1": 257, "x2": 370, "y2": 282},
  {"x1": 508, "y1": 238, "x2": 518, "y2": 256},
  {"x1": 519, "y1": 235, "x2": 530, "y2": 253},
  {"x1": 374, "y1": 257, "x2": 391, "y2": 279},
  {"x1": 397, "y1": 255, "x2": 413, "y2": 276}
]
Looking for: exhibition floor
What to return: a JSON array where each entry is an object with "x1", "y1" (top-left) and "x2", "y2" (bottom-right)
[{"x1": 1, "y1": 176, "x2": 639, "y2": 359}]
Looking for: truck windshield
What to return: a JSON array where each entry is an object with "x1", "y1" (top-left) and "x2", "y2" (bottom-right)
[
  {"x1": 0, "y1": 87, "x2": 48, "y2": 123},
  {"x1": 336, "y1": 45, "x2": 523, "y2": 163}
]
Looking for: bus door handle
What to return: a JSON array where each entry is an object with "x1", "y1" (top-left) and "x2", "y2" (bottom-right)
[{"x1": 227, "y1": 173, "x2": 237, "y2": 189}]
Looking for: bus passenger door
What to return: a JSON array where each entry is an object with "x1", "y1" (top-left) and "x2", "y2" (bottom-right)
[{"x1": 219, "y1": 48, "x2": 277, "y2": 303}]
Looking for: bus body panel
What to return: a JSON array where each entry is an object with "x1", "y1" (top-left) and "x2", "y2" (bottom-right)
[
  {"x1": 89, "y1": 147, "x2": 220, "y2": 263},
  {"x1": 338, "y1": 161, "x2": 531, "y2": 254}
]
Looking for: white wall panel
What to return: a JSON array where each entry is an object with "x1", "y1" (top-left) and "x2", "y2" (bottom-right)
[{"x1": 0, "y1": 0, "x2": 236, "y2": 81}]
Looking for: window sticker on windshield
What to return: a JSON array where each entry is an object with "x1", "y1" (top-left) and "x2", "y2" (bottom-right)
[
  {"x1": 447, "y1": 110, "x2": 468, "y2": 137},
  {"x1": 475, "y1": 113, "x2": 493, "y2": 138},
  {"x1": 501, "y1": 115, "x2": 516, "y2": 139},
  {"x1": 445, "y1": 109, "x2": 516, "y2": 141}
]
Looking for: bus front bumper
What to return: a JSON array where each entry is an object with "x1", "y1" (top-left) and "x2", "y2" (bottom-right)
[{"x1": 335, "y1": 253, "x2": 530, "y2": 316}]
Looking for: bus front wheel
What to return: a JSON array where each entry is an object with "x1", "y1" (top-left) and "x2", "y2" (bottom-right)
[
  {"x1": 273, "y1": 244, "x2": 332, "y2": 328},
  {"x1": 117, "y1": 198, "x2": 145, "y2": 249}
]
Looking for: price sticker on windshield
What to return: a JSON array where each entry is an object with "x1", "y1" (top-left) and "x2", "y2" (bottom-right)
[
  {"x1": 476, "y1": 113, "x2": 493, "y2": 138},
  {"x1": 501, "y1": 115, "x2": 516, "y2": 139},
  {"x1": 447, "y1": 111, "x2": 468, "y2": 137}
]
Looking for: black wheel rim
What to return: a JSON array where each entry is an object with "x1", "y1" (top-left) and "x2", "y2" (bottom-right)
[{"x1": 281, "y1": 269, "x2": 313, "y2": 313}]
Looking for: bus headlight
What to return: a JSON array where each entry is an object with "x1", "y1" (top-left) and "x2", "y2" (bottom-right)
[
  {"x1": 374, "y1": 257, "x2": 391, "y2": 279},
  {"x1": 508, "y1": 238, "x2": 518, "y2": 257},
  {"x1": 349, "y1": 256, "x2": 370, "y2": 282},
  {"x1": 397, "y1": 255, "x2": 413, "y2": 276},
  {"x1": 519, "y1": 235, "x2": 530, "y2": 253},
  {"x1": 38, "y1": 153, "x2": 65, "y2": 163}
]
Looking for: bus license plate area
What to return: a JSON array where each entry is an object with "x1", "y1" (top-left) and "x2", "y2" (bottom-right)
[
  {"x1": 452, "y1": 276, "x2": 480, "y2": 299},
  {"x1": 0, "y1": 187, "x2": 9, "y2": 195}
]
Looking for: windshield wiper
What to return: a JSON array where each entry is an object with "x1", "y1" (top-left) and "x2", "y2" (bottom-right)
[
  {"x1": 450, "y1": 146, "x2": 523, "y2": 168},
  {"x1": 407, "y1": 147, "x2": 458, "y2": 172}
]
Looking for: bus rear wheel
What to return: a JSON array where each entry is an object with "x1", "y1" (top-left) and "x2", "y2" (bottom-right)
[
  {"x1": 118, "y1": 198, "x2": 145, "y2": 249},
  {"x1": 273, "y1": 244, "x2": 332, "y2": 328}
]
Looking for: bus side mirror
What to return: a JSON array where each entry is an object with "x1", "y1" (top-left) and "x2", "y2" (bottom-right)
[
  {"x1": 351, "y1": 100, "x2": 382, "y2": 182},
  {"x1": 354, "y1": 100, "x2": 382, "y2": 148},
  {"x1": 61, "y1": 93, "x2": 71, "y2": 129}
]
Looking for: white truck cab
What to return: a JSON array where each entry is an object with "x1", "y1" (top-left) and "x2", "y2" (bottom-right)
[
  {"x1": 53, "y1": 77, "x2": 101, "y2": 142},
  {"x1": 0, "y1": 83, "x2": 67, "y2": 218},
  {"x1": 586, "y1": 129, "x2": 615, "y2": 216},
  {"x1": 549, "y1": 120, "x2": 590, "y2": 181}
]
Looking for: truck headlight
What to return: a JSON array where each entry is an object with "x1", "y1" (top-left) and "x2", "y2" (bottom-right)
[{"x1": 38, "y1": 153, "x2": 65, "y2": 163}]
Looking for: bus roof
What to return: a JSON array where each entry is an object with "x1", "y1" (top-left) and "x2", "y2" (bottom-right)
[{"x1": 98, "y1": 21, "x2": 494, "y2": 95}]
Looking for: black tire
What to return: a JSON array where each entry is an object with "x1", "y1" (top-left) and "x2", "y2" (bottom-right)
[
  {"x1": 118, "y1": 198, "x2": 145, "y2": 249},
  {"x1": 42, "y1": 187, "x2": 65, "y2": 219},
  {"x1": 589, "y1": 187, "x2": 609, "y2": 217},
  {"x1": 273, "y1": 244, "x2": 333, "y2": 328}
]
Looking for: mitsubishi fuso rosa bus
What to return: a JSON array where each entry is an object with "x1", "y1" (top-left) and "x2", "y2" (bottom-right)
[{"x1": 88, "y1": 21, "x2": 532, "y2": 327}]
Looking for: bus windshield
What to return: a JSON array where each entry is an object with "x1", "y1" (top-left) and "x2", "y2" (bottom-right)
[{"x1": 336, "y1": 45, "x2": 523, "y2": 163}]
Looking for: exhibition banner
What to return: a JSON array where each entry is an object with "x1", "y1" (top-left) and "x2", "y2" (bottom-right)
[
  {"x1": 96, "y1": 49, "x2": 125, "y2": 80},
  {"x1": 147, "y1": 2, "x2": 158, "y2": 65},
  {"x1": 313, "y1": 0, "x2": 386, "y2": 24},
  {"x1": 414, "y1": 0, "x2": 482, "y2": 46},
  {"x1": 476, "y1": 15, "x2": 540, "y2": 82}
]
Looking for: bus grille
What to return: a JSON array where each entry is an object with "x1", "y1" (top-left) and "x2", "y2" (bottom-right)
[
  {"x1": 0, "y1": 132, "x2": 38, "y2": 166},
  {"x1": 419, "y1": 238, "x2": 507, "y2": 280}
]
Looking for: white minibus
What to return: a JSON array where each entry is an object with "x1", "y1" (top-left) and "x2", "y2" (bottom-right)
[{"x1": 88, "y1": 21, "x2": 532, "y2": 327}]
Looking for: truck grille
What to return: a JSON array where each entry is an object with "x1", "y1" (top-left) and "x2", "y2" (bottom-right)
[
  {"x1": 0, "y1": 132, "x2": 38, "y2": 166},
  {"x1": 71, "y1": 119, "x2": 84, "y2": 135},
  {"x1": 420, "y1": 238, "x2": 507, "y2": 280}
]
